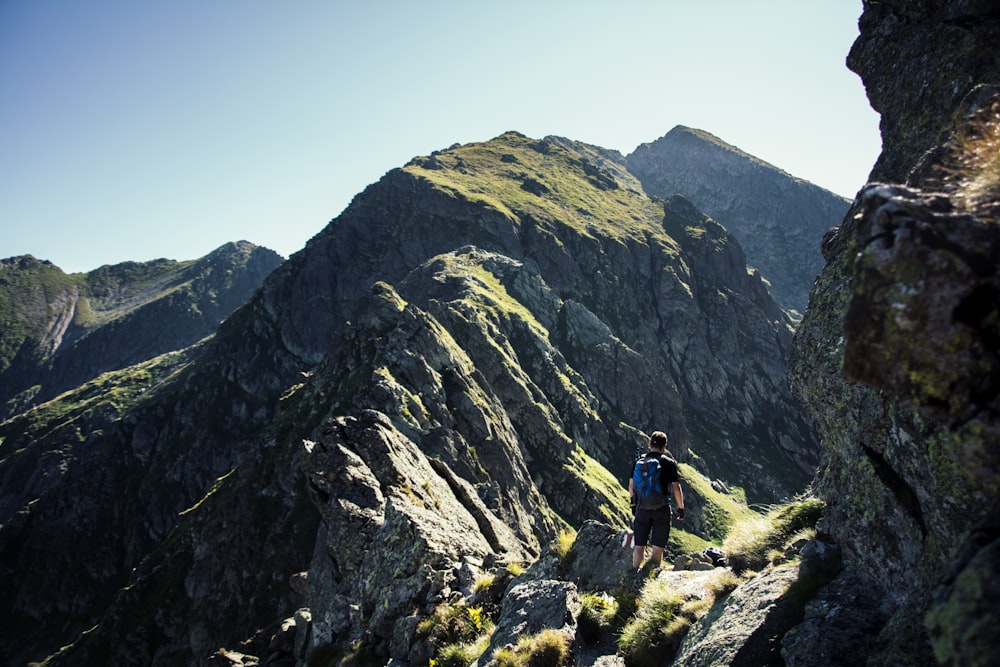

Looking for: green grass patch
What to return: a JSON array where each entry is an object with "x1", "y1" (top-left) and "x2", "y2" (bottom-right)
[
  {"x1": 617, "y1": 567, "x2": 745, "y2": 667},
  {"x1": 403, "y1": 132, "x2": 665, "y2": 247},
  {"x1": 0, "y1": 348, "x2": 195, "y2": 447},
  {"x1": 617, "y1": 577, "x2": 687, "y2": 667},
  {"x1": 493, "y1": 628, "x2": 572, "y2": 667},
  {"x1": 578, "y1": 592, "x2": 619, "y2": 644},
  {"x1": 666, "y1": 527, "x2": 713, "y2": 560},
  {"x1": 678, "y1": 462, "x2": 758, "y2": 543},
  {"x1": 563, "y1": 445, "x2": 632, "y2": 529},
  {"x1": 722, "y1": 497, "x2": 825, "y2": 574}
]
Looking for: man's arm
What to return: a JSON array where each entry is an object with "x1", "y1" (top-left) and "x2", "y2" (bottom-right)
[{"x1": 672, "y1": 481, "x2": 684, "y2": 519}]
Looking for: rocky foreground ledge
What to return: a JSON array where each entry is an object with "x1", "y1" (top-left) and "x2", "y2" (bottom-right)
[{"x1": 211, "y1": 519, "x2": 843, "y2": 667}]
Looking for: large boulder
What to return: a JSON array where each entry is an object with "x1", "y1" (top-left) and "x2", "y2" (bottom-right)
[
  {"x1": 671, "y1": 565, "x2": 800, "y2": 667},
  {"x1": 479, "y1": 579, "x2": 581, "y2": 666}
]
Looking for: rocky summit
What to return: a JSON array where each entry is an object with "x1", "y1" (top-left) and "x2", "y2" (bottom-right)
[{"x1": 627, "y1": 126, "x2": 852, "y2": 318}]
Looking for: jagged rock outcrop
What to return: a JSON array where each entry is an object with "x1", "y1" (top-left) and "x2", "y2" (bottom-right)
[
  {"x1": 300, "y1": 409, "x2": 538, "y2": 656},
  {"x1": 788, "y1": 1, "x2": 1000, "y2": 665},
  {"x1": 0, "y1": 241, "x2": 284, "y2": 418},
  {"x1": 627, "y1": 126, "x2": 851, "y2": 316},
  {"x1": 1, "y1": 129, "x2": 821, "y2": 665}
]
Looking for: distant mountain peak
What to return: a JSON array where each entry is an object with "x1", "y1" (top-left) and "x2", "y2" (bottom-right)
[
  {"x1": 627, "y1": 127, "x2": 851, "y2": 315},
  {"x1": 0, "y1": 242, "x2": 283, "y2": 418}
]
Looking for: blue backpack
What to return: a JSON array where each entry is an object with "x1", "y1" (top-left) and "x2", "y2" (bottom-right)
[{"x1": 633, "y1": 454, "x2": 668, "y2": 509}]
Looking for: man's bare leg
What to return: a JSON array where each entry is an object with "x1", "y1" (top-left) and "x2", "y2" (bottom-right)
[{"x1": 649, "y1": 546, "x2": 665, "y2": 567}]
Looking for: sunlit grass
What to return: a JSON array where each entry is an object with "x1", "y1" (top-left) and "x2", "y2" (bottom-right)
[
  {"x1": 942, "y1": 95, "x2": 1000, "y2": 216},
  {"x1": 722, "y1": 497, "x2": 824, "y2": 574}
]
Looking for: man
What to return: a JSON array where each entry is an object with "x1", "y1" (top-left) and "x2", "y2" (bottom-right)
[{"x1": 629, "y1": 430, "x2": 685, "y2": 569}]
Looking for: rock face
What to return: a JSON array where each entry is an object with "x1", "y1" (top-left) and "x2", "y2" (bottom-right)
[
  {"x1": 481, "y1": 579, "x2": 581, "y2": 665},
  {"x1": 848, "y1": 0, "x2": 1000, "y2": 186},
  {"x1": 789, "y1": 1, "x2": 1000, "y2": 664},
  {"x1": 0, "y1": 241, "x2": 284, "y2": 418},
  {"x1": 627, "y1": 126, "x2": 851, "y2": 316},
  {"x1": 672, "y1": 565, "x2": 800, "y2": 667},
  {"x1": 0, "y1": 130, "x2": 820, "y2": 666}
]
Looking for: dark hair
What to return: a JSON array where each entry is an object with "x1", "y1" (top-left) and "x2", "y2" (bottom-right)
[{"x1": 649, "y1": 431, "x2": 668, "y2": 450}]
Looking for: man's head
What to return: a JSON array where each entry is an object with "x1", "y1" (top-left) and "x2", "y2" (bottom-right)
[{"x1": 649, "y1": 431, "x2": 668, "y2": 451}]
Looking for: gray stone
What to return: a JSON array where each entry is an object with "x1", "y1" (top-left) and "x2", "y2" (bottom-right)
[
  {"x1": 672, "y1": 565, "x2": 800, "y2": 667},
  {"x1": 561, "y1": 521, "x2": 634, "y2": 591},
  {"x1": 480, "y1": 580, "x2": 581, "y2": 665}
]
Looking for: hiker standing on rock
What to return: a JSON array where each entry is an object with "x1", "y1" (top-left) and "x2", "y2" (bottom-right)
[{"x1": 629, "y1": 430, "x2": 684, "y2": 569}]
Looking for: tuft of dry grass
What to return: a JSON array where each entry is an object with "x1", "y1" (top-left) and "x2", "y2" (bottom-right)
[
  {"x1": 941, "y1": 96, "x2": 1000, "y2": 216},
  {"x1": 722, "y1": 498, "x2": 824, "y2": 574},
  {"x1": 493, "y1": 628, "x2": 571, "y2": 667},
  {"x1": 550, "y1": 528, "x2": 577, "y2": 562}
]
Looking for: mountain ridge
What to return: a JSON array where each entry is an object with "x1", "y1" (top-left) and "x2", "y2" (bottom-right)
[
  {"x1": 0, "y1": 128, "x2": 827, "y2": 665},
  {"x1": 3, "y1": 1, "x2": 995, "y2": 663},
  {"x1": 0, "y1": 240, "x2": 284, "y2": 419}
]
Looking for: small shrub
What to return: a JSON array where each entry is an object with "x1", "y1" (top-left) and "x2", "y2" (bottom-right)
[
  {"x1": 551, "y1": 528, "x2": 577, "y2": 562},
  {"x1": 617, "y1": 578, "x2": 685, "y2": 667},
  {"x1": 578, "y1": 592, "x2": 618, "y2": 643},
  {"x1": 420, "y1": 602, "x2": 495, "y2": 667},
  {"x1": 494, "y1": 628, "x2": 571, "y2": 667},
  {"x1": 417, "y1": 603, "x2": 491, "y2": 649}
]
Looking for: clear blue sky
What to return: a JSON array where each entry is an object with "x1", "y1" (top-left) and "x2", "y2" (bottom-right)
[{"x1": 1, "y1": 1, "x2": 880, "y2": 274}]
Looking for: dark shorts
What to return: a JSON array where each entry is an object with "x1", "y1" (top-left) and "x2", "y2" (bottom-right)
[{"x1": 633, "y1": 506, "x2": 671, "y2": 548}]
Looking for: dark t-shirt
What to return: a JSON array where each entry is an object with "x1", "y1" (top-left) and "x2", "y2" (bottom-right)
[
  {"x1": 641, "y1": 451, "x2": 678, "y2": 481},
  {"x1": 635, "y1": 451, "x2": 679, "y2": 506}
]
